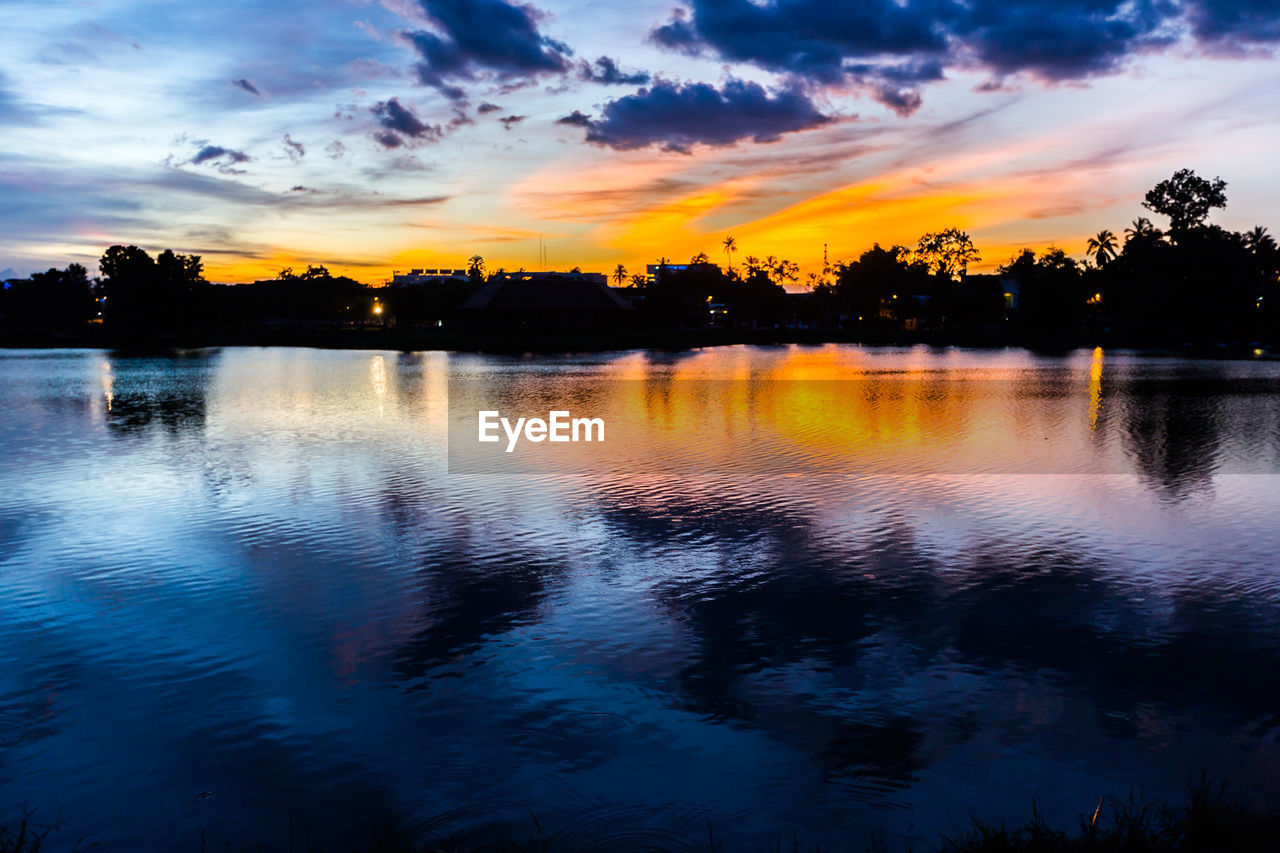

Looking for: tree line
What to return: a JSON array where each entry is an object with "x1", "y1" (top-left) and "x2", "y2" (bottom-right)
[{"x1": 1, "y1": 169, "x2": 1276, "y2": 345}]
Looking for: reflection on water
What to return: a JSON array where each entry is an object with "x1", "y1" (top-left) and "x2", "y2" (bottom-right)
[{"x1": 1, "y1": 346, "x2": 1279, "y2": 851}]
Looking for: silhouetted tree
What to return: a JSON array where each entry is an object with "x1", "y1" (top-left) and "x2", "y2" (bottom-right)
[
  {"x1": 1002, "y1": 248, "x2": 1087, "y2": 335},
  {"x1": 1244, "y1": 226, "x2": 1276, "y2": 256},
  {"x1": 1143, "y1": 168, "x2": 1227, "y2": 236},
  {"x1": 916, "y1": 228, "x2": 979, "y2": 278},
  {"x1": 1124, "y1": 217, "x2": 1163, "y2": 247},
  {"x1": 722, "y1": 235, "x2": 737, "y2": 271},
  {"x1": 1086, "y1": 229, "x2": 1118, "y2": 266},
  {"x1": 98, "y1": 245, "x2": 205, "y2": 331},
  {"x1": 467, "y1": 255, "x2": 485, "y2": 280},
  {"x1": 0, "y1": 262, "x2": 97, "y2": 326},
  {"x1": 613, "y1": 263, "x2": 627, "y2": 286},
  {"x1": 833, "y1": 244, "x2": 931, "y2": 330}
]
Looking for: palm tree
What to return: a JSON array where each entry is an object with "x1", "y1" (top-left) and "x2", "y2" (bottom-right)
[
  {"x1": 1244, "y1": 226, "x2": 1276, "y2": 254},
  {"x1": 1124, "y1": 217, "x2": 1160, "y2": 244},
  {"x1": 629, "y1": 274, "x2": 647, "y2": 288},
  {"x1": 613, "y1": 263, "x2": 627, "y2": 286},
  {"x1": 722, "y1": 235, "x2": 737, "y2": 271},
  {"x1": 775, "y1": 259, "x2": 799, "y2": 285},
  {"x1": 467, "y1": 255, "x2": 485, "y2": 279},
  {"x1": 1086, "y1": 230, "x2": 1118, "y2": 266},
  {"x1": 690, "y1": 252, "x2": 709, "y2": 266}
]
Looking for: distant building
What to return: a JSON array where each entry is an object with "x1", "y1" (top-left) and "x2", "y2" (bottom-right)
[
  {"x1": 491, "y1": 270, "x2": 609, "y2": 285},
  {"x1": 390, "y1": 268, "x2": 470, "y2": 285},
  {"x1": 458, "y1": 270, "x2": 633, "y2": 329},
  {"x1": 645, "y1": 262, "x2": 720, "y2": 284}
]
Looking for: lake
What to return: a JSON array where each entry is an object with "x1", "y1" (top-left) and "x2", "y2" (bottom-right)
[{"x1": 2, "y1": 345, "x2": 1279, "y2": 851}]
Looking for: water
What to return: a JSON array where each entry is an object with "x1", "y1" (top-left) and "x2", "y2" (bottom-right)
[{"x1": 1, "y1": 345, "x2": 1279, "y2": 851}]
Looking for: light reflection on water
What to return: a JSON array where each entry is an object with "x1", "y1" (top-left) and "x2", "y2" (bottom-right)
[{"x1": 1, "y1": 345, "x2": 1279, "y2": 851}]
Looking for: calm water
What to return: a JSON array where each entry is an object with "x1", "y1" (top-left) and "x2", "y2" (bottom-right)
[{"x1": 2, "y1": 345, "x2": 1280, "y2": 851}]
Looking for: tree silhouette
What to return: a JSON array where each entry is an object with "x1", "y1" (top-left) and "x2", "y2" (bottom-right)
[
  {"x1": 467, "y1": 255, "x2": 486, "y2": 280},
  {"x1": 771, "y1": 258, "x2": 799, "y2": 285},
  {"x1": 98, "y1": 245, "x2": 204, "y2": 331},
  {"x1": 916, "y1": 228, "x2": 980, "y2": 278},
  {"x1": 613, "y1": 263, "x2": 627, "y2": 286},
  {"x1": 1124, "y1": 217, "x2": 1162, "y2": 245},
  {"x1": 722, "y1": 235, "x2": 737, "y2": 272},
  {"x1": 1086, "y1": 229, "x2": 1118, "y2": 266},
  {"x1": 1143, "y1": 168, "x2": 1227, "y2": 235},
  {"x1": 1244, "y1": 226, "x2": 1276, "y2": 255}
]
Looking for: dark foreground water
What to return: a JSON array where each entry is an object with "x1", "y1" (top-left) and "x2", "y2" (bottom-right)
[{"x1": 2, "y1": 346, "x2": 1279, "y2": 851}]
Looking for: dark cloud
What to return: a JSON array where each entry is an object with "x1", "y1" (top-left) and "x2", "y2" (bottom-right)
[
  {"x1": 578, "y1": 56, "x2": 651, "y2": 86},
  {"x1": 647, "y1": 0, "x2": 1280, "y2": 113},
  {"x1": 476, "y1": 101, "x2": 502, "y2": 113},
  {"x1": 650, "y1": 1, "x2": 946, "y2": 81},
  {"x1": 873, "y1": 85, "x2": 923, "y2": 118},
  {"x1": 190, "y1": 145, "x2": 251, "y2": 173},
  {"x1": 960, "y1": 2, "x2": 1175, "y2": 81},
  {"x1": 499, "y1": 114, "x2": 526, "y2": 129},
  {"x1": 231, "y1": 78, "x2": 260, "y2": 95},
  {"x1": 1184, "y1": 0, "x2": 1280, "y2": 48},
  {"x1": 282, "y1": 134, "x2": 305, "y2": 162},
  {"x1": 370, "y1": 97, "x2": 442, "y2": 148},
  {"x1": 404, "y1": 0, "x2": 571, "y2": 99},
  {"x1": 555, "y1": 109, "x2": 592, "y2": 127},
  {"x1": 563, "y1": 79, "x2": 832, "y2": 153}
]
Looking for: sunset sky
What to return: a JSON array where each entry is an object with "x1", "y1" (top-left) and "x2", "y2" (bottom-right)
[{"x1": 2, "y1": 0, "x2": 1279, "y2": 283}]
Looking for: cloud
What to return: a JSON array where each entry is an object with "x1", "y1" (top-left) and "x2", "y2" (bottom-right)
[
  {"x1": 555, "y1": 109, "x2": 592, "y2": 127},
  {"x1": 578, "y1": 56, "x2": 650, "y2": 86},
  {"x1": 873, "y1": 85, "x2": 923, "y2": 118},
  {"x1": 959, "y1": 1, "x2": 1176, "y2": 81},
  {"x1": 499, "y1": 114, "x2": 526, "y2": 129},
  {"x1": 232, "y1": 78, "x2": 261, "y2": 95},
  {"x1": 404, "y1": 0, "x2": 571, "y2": 99},
  {"x1": 190, "y1": 144, "x2": 251, "y2": 172},
  {"x1": 647, "y1": 0, "x2": 1278, "y2": 113},
  {"x1": 370, "y1": 97, "x2": 441, "y2": 147},
  {"x1": 1184, "y1": 0, "x2": 1280, "y2": 49},
  {"x1": 476, "y1": 101, "x2": 502, "y2": 113},
  {"x1": 562, "y1": 79, "x2": 833, "y2": 153},
  {"x1": 282, "y1": 134, "x2": 305, "y2": 162}
]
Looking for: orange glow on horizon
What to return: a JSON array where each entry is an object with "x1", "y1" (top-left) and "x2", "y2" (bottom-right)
[{"x1": 159, "y1": 147, "x2": 1121, "y2": 285}]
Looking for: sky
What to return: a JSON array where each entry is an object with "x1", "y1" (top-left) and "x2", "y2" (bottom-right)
[{"x1": 1, "y1": 0, "x2": 1279, "y2": 284}]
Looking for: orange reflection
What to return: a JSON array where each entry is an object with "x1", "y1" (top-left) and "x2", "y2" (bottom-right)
[{"x1": 1088, "y1": 347, "x2": 1104, "y2": 431}]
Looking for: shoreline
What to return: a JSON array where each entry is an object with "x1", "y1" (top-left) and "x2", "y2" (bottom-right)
[{"x1": 0, "y1": 326, "x2": 1274, "y2": 359}]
